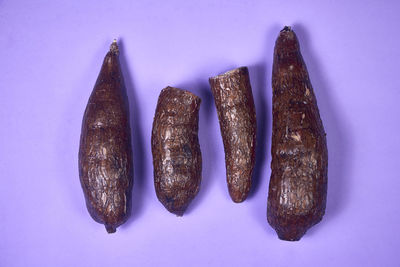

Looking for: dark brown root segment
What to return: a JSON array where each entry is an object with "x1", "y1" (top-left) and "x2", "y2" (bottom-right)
[
  {"x1": 267, "y1": 26, "x2": 328, "y2": 241},
  {"x1": 209, "y1": 67, "x2": 257, "y2": 203},
  {"x1": 79, "y1": 40, "x2": 133, "y2": 233},
  {"x1": 151, "y1": 86, "x2": 202, "y2": 216}
]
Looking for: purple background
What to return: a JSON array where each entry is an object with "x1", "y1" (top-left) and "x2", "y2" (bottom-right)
[{"x1": 1, "y1": 0, "x2": 399, "y2": 266}]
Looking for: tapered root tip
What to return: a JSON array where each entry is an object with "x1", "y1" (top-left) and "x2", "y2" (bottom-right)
[
  {"x1": 170, "y1": 208, "x2": 185, "y2": 217},
  {"x1": 105, "y1": 225, "x2": 117, "y2": 234},
  {"x1": 109, "y1": 40, "x2": 119, "y2": 55},
  {"x1": 165, "y1": 205, "x2": 186, "y2": 217},
  {"x1": 230, "y1": 191, "x2": 247, "y2": 203},
  {"x1": 174, "y1": 211, "x2": 184, "y2": 217},
  {"x1": 276, "y1": 26, "x2": 298, "y2": 49},
  {"x1": 276, "y1": 228, "x2": 306, "y2": 241},
  {"x1": 231, "y1": 197, "x2": 246, "y2": 203},
  {"x1": 228, "y1": 184, "x2": 250, "y2": 203}
]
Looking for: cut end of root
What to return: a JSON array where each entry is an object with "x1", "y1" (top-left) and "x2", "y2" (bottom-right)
[
  {"x1": 162, "y1": 86, "x2": 201, "y2": 104},
  {"x1": 209, "y1": 66, "x2": 248, "y2": 81},
  {"x1": 105, "y1": 224, "x2": 117, "y2": 234},
  {"x1": 109, "y1": 40, "x2": 119, "y2": 55}
]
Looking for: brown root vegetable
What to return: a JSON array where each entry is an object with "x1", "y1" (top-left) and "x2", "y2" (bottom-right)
[
  {"x1": 209, "y1": 67, "x2": 257, "y2": 203},
  {"x1": 79, "y1": 40, "x2": 133, "y2": 233},
  {"x1": 151, "y1": 87, "x2": 202, "y2": 216},
  {"x1": 267, "y1": 26, "x2": 328, "y2": 241}
]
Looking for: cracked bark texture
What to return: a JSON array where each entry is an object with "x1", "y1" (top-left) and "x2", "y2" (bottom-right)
[
  {"x1": 151, "y1": 87, "x2": 202, "y2": 216},
  {"x1": 209, "y1": 67, "x2": 257, "y2": 203},
  {"x1": 79, "y1": 41, "x2": 133, "y2": 233},
  {"x1": 267, "y1": 27, "x2": 328, "y2": 241}
]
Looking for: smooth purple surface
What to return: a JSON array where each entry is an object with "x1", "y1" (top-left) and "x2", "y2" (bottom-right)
[{"x1": 1, "y1": 0, "x2": 399, "y2": 266}]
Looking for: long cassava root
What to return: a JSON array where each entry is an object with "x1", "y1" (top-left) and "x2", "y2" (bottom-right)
[
  {"x1": 79, "y1": 40, "x2": 133, "y2": 233},
  {"x1": 267, "y1": 27, "x2": 328, "y2": 241}
]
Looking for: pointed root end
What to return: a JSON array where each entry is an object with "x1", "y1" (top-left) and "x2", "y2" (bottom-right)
[
  {"x1": 275, "y1": 228, "x2": 306, "y2": 241},
  {"x1": 109, "y1": 40, "x2": 119, "y2": 55},
  {"x1": 105, "y1": 225, "x2": 117, "y2": 234},
  {"x1": 169, "y1": 208, "x2": 185, "y2": 217},
  {"x1": 228, "y1": 186, "x2": 250, "y2": 203},
  {"x1": 174, "y1": 211, "x2": 184, "y2": 217},
  {"x1": 231, "y1": 195, "x2": 246, "y2": 203},
  {"x1": 281, "y1": 26, "x2": 292, "y2": 32}
]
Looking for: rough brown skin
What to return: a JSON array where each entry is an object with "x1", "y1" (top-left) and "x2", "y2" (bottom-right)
[
  {"x1": 79, "y1": 41, "x2": 133, "y2": 233},
  {"x1": 151, "y1": 87, "x2": 202, "y2": 216},
  {"x1": 267, "y1": 27, "x2": 328, "y2": 241},
  {"x1": 209, "y1": 67, "x2": 257, "y2": 203}
]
